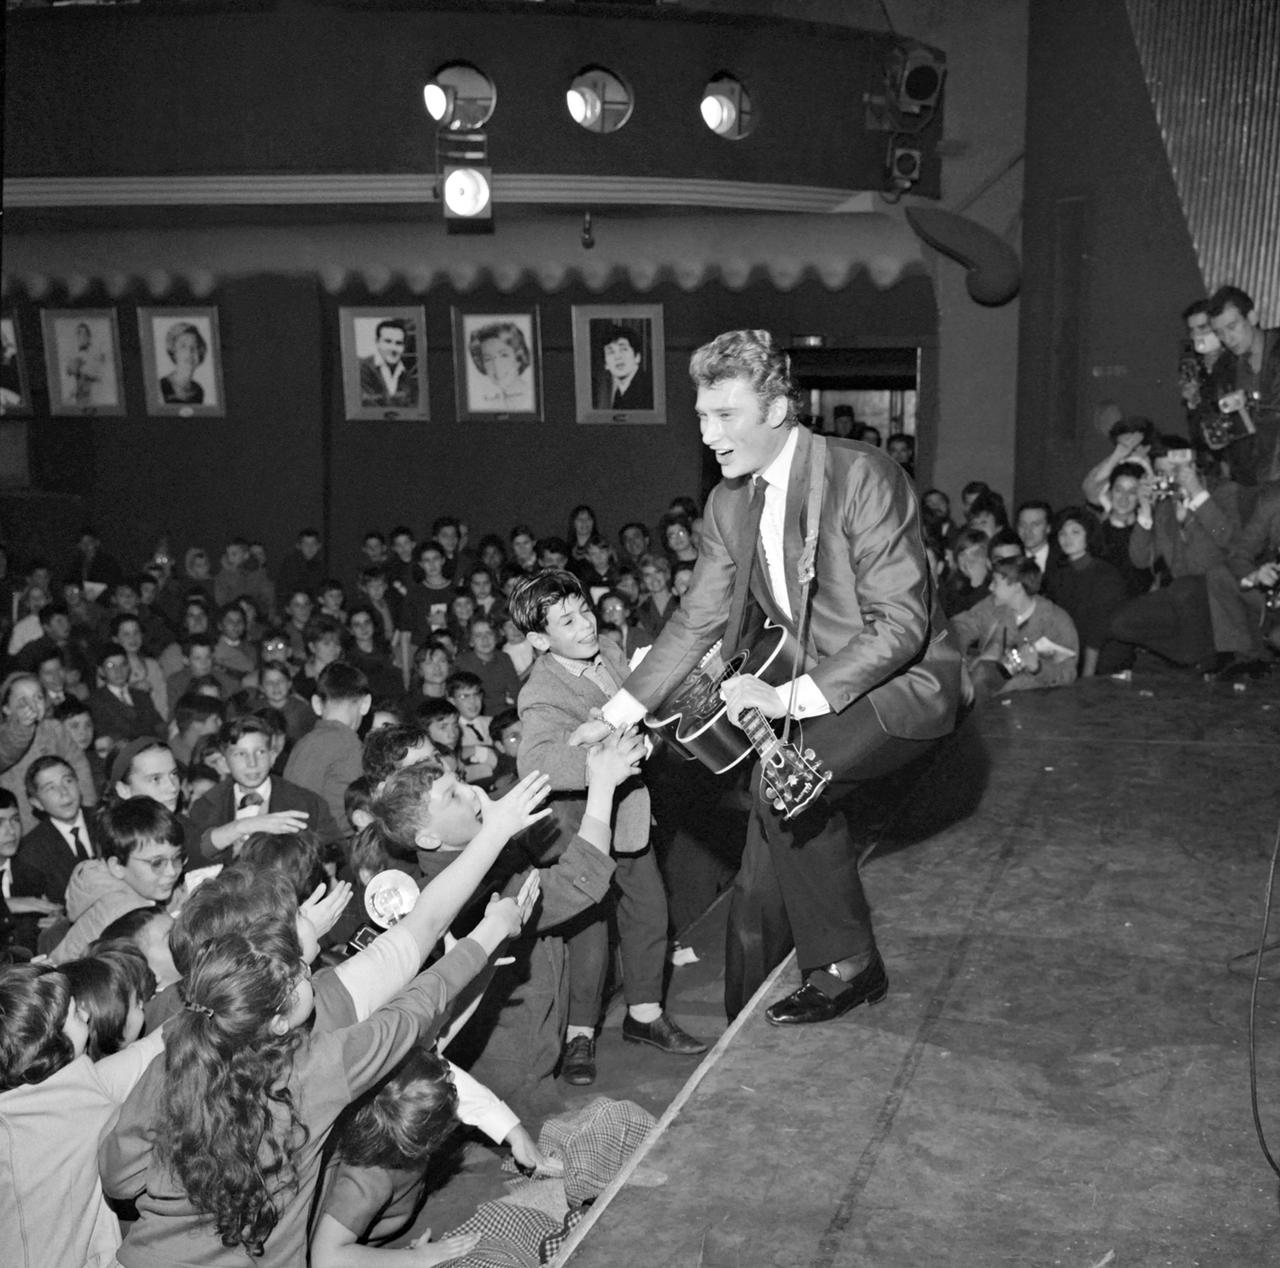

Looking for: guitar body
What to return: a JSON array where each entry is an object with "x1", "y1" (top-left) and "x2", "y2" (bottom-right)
[{"x1": 648, "y1": 620, "x2": 797, "y2": 773}]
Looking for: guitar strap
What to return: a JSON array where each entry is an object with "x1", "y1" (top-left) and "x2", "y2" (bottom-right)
[{"x1": 780, "y1": 433, "x2": 826, "y2": 750}]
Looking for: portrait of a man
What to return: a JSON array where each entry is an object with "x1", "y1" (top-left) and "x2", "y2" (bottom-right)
[
  {"x1": 359, "y1": 319, "x2": 417, "y2": 408},
  {"x1": 42, "y1": 309, "x2": 126, "y2": 417},
  {"x1": 593, "y1": 322, "x2": 654, "y2": 411},
  {"x1": 339, "y1": 307, "x2": 428, "y2": 420}
]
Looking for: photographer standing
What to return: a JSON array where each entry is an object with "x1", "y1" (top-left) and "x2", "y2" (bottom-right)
[
  {"x1": 1103, "y1": 436, "x2": 1242, "y2": 673},
  {"x1": 1207, "y1": 285, "x2": 1280, "y2": 487}
]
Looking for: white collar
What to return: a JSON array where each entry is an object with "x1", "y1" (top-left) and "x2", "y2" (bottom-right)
[
  {"x1": 235, "y1": 777, "x2": 271, "y2": 804},
  {"x1": 757, "y1": 426, "x2": 800, "y2": 493}
]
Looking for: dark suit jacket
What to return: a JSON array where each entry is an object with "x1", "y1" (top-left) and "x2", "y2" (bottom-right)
[
  {"x1": 359, "y1": 355, "x2": 418, "y2": 408},
  {"x1": 600, "y1": 371, "x2": 653, "y2": 411},
  {"x1": 87, "y1": 686, "x2": 166, "y2": 742},
  {"x1": 186, "y1": 775, "x2": 343, "y2": 863},
  {"x1": 12, "y1": 818, "x2": 102, "y2": 904},
  {"x1": 623, "y1": 426, "x2": 960, "y2": 740}
]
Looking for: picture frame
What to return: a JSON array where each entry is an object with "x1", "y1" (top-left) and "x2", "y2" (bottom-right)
[
  {"x1": 138, "y1": 307, "x2": 227, "y2": 418},
  {"x1": 41, "y1": 308, "x2": 126, "y2": 417},
  {"x1": 451, "y1": 307, "x2": 543, "y2": 422},
  {"x1": 339, "y1": 306, "x2": 429, "y2": 421},
  {"x1": 571, "y1": 303, "x2": 666, "y2": 425},
  {"x1": 0, "y1": 312, "x2": 33, "y2": 417}
]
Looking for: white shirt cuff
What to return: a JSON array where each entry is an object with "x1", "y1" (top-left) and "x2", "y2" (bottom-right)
[
  {"x1": 448, "y1": 1061, "x2": 520, "y2": 1143},
  {"x1": 773, "y1": 674, "x2": 831, "y2": 718},
  {"x1": 600, "y1": 687, "x2": 646, "y2": 728},
  {"x1": 1185, "y1": 489, "x2": 1210, "y2": 512}
]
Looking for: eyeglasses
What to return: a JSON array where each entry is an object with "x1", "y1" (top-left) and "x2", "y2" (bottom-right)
[{"x1": 134, "y1": 852, "x2": 186, "y2": 875}]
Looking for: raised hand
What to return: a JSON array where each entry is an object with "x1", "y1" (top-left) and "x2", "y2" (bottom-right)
[
  {"x1": 299, "y1": 879, "x2": 353, "y2": 940},
  {"x1": 586, "y1": 726, "x2": 646, "y2": 788},
  {"x1": 479, "y1": 770, "x2": 552, "y2": 839}
]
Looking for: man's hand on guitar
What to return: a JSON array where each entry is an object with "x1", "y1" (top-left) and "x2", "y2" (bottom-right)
[{"x1": 720, "y1": 674, "x2": 785, "y2": 726}]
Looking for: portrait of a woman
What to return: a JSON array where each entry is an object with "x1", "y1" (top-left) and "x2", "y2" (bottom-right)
[
  {"x1": 159, "y1": 321, "x2": 208, "y2": 405},
  {"x1": 465, "y1": 319, "x2": 536, "y2": 414}
]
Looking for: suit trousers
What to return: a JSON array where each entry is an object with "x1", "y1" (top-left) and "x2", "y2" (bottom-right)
[
  {"x1": 1104, "y1": 575, "x2": 1215, "y2": 668},
  {"x1": 724, "y1": 694, "x2": 936, "y2": 1019},
  {"x1": 1205, "y1": 563, "x2": 1271, "y2": 656},
  {"x1": 566, "y1": 845, "x2": 669, "y2": 1025}
]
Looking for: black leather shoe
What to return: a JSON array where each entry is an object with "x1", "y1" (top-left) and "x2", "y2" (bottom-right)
[
  {"x1": 621, "y1": 1012, "x2": 708, "y2": 1056},
  {"x1": 561, "y1": 1035, "x2": 596, "y2": 1085},
  {"x1": 765, "y1": 953, "x2": 889, "y2": 1027}
]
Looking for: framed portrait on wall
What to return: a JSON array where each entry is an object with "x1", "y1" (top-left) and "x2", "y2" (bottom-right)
[
  {"x1": 138, "y1": 308, "x2": 227, "y2": 418},
  {"x1": 1, "y1": 313, "x2": 33, "y2": 417},
  {"x1": 451, "y1": 308, "x2": 543, "y2": 422},
  {"x1": 571, "y1": 304, "x2": 666, "y2": 425},
  {"x1": 41, "y1": 308, "x2": 126, "y2": 417},
  {"x1": 339, "y1": 307, "x2": 428, "y2": 421}
]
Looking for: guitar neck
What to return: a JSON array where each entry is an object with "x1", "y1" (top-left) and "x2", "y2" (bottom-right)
[{"x1": 739, "y1": 707, "x2": 783, "y2": 761}]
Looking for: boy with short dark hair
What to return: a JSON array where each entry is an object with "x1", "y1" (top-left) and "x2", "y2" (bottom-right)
[
  {"x1": 169, "y1": 691, "x2": 225, "y2": 767},
  {"x1": 185, "y1": 714, "x2": 342, "y2": 863},
  {"x1": 88, "y1": 643, "x2": 167, "y2": 743},
  {"x1": 12, "y1": 755, "x2": 101, "y2": 905},
  {"x1": 0, "y1": 787, "x2": 61, "y2": 957},
  {"x1": 446, "y1": 670, "x2": 496, "y2": 785},
  {"x1": 455, "y1": 614, "x2": 522, "y2": 713},
  {"x1": 49, "y1": 798, "x2": 186, "y2": 964},
  {"x1": 283, "y1": 661, "x2": 372, "y2": 834},
  {"x1": 512, "y1": 569, "x2": 705, "y2": 1084}
]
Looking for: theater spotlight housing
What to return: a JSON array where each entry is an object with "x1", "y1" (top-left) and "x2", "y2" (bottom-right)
[
  {"x1": 895, "y1": 46, "x2": 945, "y2": 114},
  {"x1": 441, "y1": 165, "x2": 493, "y2": 232},
  {"x1": 887, "y1": 143, "x2": 922, "y2": 192}
]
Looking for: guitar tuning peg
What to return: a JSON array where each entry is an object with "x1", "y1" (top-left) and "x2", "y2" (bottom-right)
[
  {"x1": 803, "y1": 748, "x2": 815, "y2": 760},
  {"x1": 773, "y1": 799, "x2": 785, "y2": 812}
]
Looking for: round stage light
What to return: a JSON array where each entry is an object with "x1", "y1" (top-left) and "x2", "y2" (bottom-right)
[{"x1": 443, "y1": 167, "x2": 491, "y2": 218}]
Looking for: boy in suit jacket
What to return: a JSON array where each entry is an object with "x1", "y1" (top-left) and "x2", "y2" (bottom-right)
[
  {"x1": 186, "y1": 715, "x2": 342, "y2": 864},
  {"x1": 12, "y1": 755, "x2": 102, "y2": 906},
  {"x1": 88, "y1": 643, "x2": 166, "y2": 743},
  {"x1": 513, "y1": 570, "x2": 705, "y2": 1087}
]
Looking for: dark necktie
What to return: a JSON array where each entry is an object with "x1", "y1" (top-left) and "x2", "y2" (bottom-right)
[
  {"x1": 239, "y1": 791, "x2": 264, "y2": 811},
  {"x1": 71, "y1": 826, "x2": 91, "y2": 862},
  {"x1": 727, "y1": 478, "x2": 768, "y2": 651}
]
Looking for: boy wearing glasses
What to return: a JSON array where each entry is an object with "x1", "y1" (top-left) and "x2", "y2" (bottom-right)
[{"x1": 48, "y1": 797, "x2": 186, "y2": 964}]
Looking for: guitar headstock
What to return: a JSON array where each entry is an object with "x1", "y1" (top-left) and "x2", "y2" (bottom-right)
[{"x1": 760, "y1": 743, "x2": 832, "y2": 820}]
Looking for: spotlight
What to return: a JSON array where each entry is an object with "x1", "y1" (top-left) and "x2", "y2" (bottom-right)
[
  {"x1": 894, "y1": 46, "x2": 945, "y2": 114},
  {"x1": 566, "y1": 86, "x2": 602, "y2": 128},
  {"x1": 700, "y1": 74, "x2": 754, "y2": 140},
  {"x1": 442, "y1": 165, "x2": 492, "y2": 227},
  {"x1": 701, "y1": 93, "x2": 736, "y2": 134},
  {"x1": 423, "y1": 83, "x2": 454, "y2": 124},
  {"x1": 887, "y1": 143, "x2": 922, "y2": 192}
]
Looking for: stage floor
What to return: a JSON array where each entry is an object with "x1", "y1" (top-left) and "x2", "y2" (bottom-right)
[{"x1": 560, "y1": 674, "x2": 1280, "y2": 1267}]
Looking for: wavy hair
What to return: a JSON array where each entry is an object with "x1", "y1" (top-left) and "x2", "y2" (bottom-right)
[
  {"x1": 154, "y1": 915, "x2": 309, "y2": 1257},
  {"x1": 0, "y1": 964, "x2": 73, "y2": 1090},
  {"x1": 688, "y1": 329, "x2": 798, "y2": 424},
  {"x1": 336, "y1": 1046, "x2": 459, "y2": 1171},
  {"x1": 367, "y1": 757, "x2": 445, "y2": 852}
]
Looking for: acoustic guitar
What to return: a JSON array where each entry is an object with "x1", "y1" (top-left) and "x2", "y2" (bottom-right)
[{"x1": 648, "y1": 620, "x2": 832, "y2": 819}]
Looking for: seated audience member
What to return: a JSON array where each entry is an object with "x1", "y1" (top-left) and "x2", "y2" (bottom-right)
[
  {"x1": 566, "y1": 505, "x2": 599, "y2": 570},
  {"x1": 411, "y1": 638, "x2": 454, "y2": 703},
  {"x1": 16, "y1": 601, "x2": 73, "y2": 673},
  {"x1": 7, "y1": 582, "x2": 51, "y2": 659},
  {"x1": 574, "y1": 534, "x2": 620, "y2": 601},
  {"x1": 672, "y1": 560, "x2": 696, "y2": 601},
  {"x1": 508, "y1": 524, "x2": 538, "y2": 575},
  {"x1": 433, "y1": 515, "x2": 474, "y2": 584},
  {"x1": 634, "y1": 553, "x2": 677, "y2": 638},
  {"x1": 294, "y1": 615, "x2": 346, "y2": 700},
  {"x1": 942, "y1": 528, "x2": 993, "y2": 617},
  {"x1": 414, "y1": 699, "x2": 469, "y2": 780},
  {"x1": 366, "y1": 700, "x2": 403, "y2": 733},
  {"x1": 536, "y1": 537, "x2": 571, "y2": 572},
  {"x1": 446, "y1": 593, "x2": 477, "y2": 647},
  {"x1": 403, "y1": 541, "x2": 456, "y2": 645},
  {"x1": 859, "y1": 423, "x2": 883, "y2": 447},
  {"x1": 448, "y1": 671, "x2": 497, "y2": 785},
  {"x1": 275, "y1": 526, "x2": 327, "y2": 610},
  {"x1": 110, "y1": 737, "x2": 182, "y2": 814},
  {"x1": 1015, "y1": 501, "x2": 1058, "y2": 595},
  {"x1": 0, "y1": 961, "x2": 168, "y2": 1268},
  {"x1": 49, "y1": 797, "x2": 185, "y2": 965},
  {"x1": 345, "y1": 605, "x2": 402, "y2": 699},
  {"x1": 1095, "y1": 463, "x2": 1156, "y2": 598},
  {"x1": 124, "y1": 574, "x2": 172, "y2": 655},
  {"x1": 960, "y1": 480, "x2": 992, "y2": 517},
  {"x1": 1107, "y1": 436, "x2": 1242, "y2": 673},
  {"x1": 384, "y1": 525, "x2": 418, "y2": 598},
  {"x1": 281, "y1": 588, "x2": 316, "y2": 662},
  {"x1": 922, "y1": 488, "x2": 958, "y2": 548},
  {"x1": 186, "y1": 714, "x2": 342, "y2": 863},
  {"x1": 66, "y1": 526, "x2": 125, "y2": 597},
  {"x1": 1204, "y1": 477, "x2": 1280, "y2": 678},
  {"x1": 988, "y1": 528, "x2": 1025, "y2": 565},
  {"x1": 214, "y1": 537, "x2": 276, "y2": 620},
  {"x1": 165, "y1": 633, "x2": 238, "y2": 704},
  {"x1": 0, "y1": 788, "x2": 61, "y2": 959},
  {"x1": 89, "y1": 644, "x2": 167, "y2": 744},
  {"x1": 318, "y1": 579, "x2": 349, "y2": 624},
  {"x1": 1206, "y1": 284, "x2": 1280, "y2": 487},
  {"x1": 1, "y1": 674, "x2": 96, "y2": 833},
  {"x1": 596, "y1": 588, "x2": 653, "y2": 660},
  {"x1": 157, "y1": 594, "x2": 214, "y2": 678},
  {"x1": 464, "y1": 565, "x2": 502, "y2": 621},
  {"x1": 92, "y1": 905, "x2": 181, "y2": 1002},
  {"x1": 1081, "y1": 415, "x2": 1156, "y2": 507},
  {"x1": 500, "y1": 614, "x2": 534, "y2": 681},
  {"x1": 12, "y1": 755, "x2": 103, "y2": 906},
  {"x1": 886, "y1": 432, "x2": 915, "y2": 477},
  {"x1": 618, "y1": 521, "x2": 651, "y2": 566},
  {"x1": 211, "y1": 601, "x2": 258, "y2": 679},
  {"x1": 357, "y1": 565, "x2": 403, "y2": 647},
  {"x1": 260, "y1": 656, "x2": 316, "y2": 739},
  {"x1": 488, "y1": 709, "x2": 522, "y2": 797},
  {"x1": 52, "y1": 698, "x2": 106, "y2": 797},
  {"x1": 168, "y1": 691, "x2": 225, "y2": 768},
  {"x1": 1047, "y1": 508, "x2": 1128, "y2": 677},
  {"x1": 33, "y1": 648, "x2": 76, "y2": 711},
  {"x1": 659, "y1": 513, "x2": 699, "y2": 569},
  {"x1": 112, "y1": 613, "x2": 168, "y2": 718},
  {"x1": 57, "y1": 947, "x2": 154, "y2": 1059},
  {"x1": 966, "y1": 490, "x2": 1011, "y2": 539},
  {"x1": 284, "y1": 662, "x2": 371, "y2": 836},
  {"x1": 1181, "y1": 298, "x2": 1225, "y2": 463},
  {"x1": 362, "y1": 722, "x2": 436, "y2": 791},
  {"x1": 949, "y1": 557, "x2": 1079, "y2": 702},
  {"x1": 182, "y1": 762, "x2": 220, "y2": 809},
  {"x1": 455, "y1": 614, "x2": 522, "y2": 714}
]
